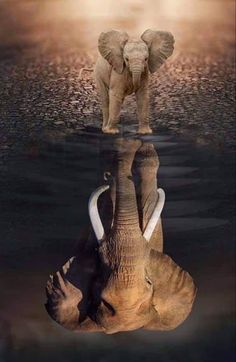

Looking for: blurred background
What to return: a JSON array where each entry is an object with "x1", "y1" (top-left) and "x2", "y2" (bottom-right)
[{"x1": 0, "y1": 0, "x2": 235, "y2": 47}]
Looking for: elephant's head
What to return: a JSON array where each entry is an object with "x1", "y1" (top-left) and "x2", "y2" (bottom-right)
[
  {"x1": 45, "y1": 139, "x2": 196, "y2": 334},
  {"x1": 98, "y1": 29, "x2": 175, "y2": 90}
]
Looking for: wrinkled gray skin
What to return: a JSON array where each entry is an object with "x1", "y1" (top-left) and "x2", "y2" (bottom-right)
[
  {"x1": 94, "y1": 29, "x2": 175, "y2": 134},
  {"x1": 45, "y1": 139, "x2": 196, "y2": 334}
]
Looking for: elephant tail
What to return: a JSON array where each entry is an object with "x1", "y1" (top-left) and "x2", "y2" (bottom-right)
[{"x1": 79, "y1": 67, "x2": 94, "y2": 80}]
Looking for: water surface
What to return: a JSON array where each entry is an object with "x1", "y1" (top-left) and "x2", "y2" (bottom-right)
[{"x1": 0, "y1": 129, "x2": 235, "y2": 361}]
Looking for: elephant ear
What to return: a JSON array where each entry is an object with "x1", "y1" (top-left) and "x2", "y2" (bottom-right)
[
  {"x1": 144, "y1": 250, "x2": 196, "y2": 330},
  {"x1": 98, "y1": 30, "x2": 129, "y2": 74},
  {"x1": 45, "y1": 256, "x2": 102, "y2": 332},
  {"x1": 141, "y1": 29, "x2": 175, "y2": 73}
]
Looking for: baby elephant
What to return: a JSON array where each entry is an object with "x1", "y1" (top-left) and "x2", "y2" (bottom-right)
[{"x1": 94, "y1": 29, "x2": 175, "y2": 134}]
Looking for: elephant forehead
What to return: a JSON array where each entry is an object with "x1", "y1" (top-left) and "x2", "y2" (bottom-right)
[
  {"x1": 100, "y1": 281, "x2": 152, "y2": 311},
  {"x1": 124, "y1": 41, "x2": 148, "y2": 55}
]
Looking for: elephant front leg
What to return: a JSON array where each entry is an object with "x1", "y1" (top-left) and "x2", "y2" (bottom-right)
[
  {"x1": 103, "y1": 91, "x2": 123, "y2": 134},
  {"x1": 136, "y1": 87, "x2": 152, "y2": 134},
  {"x1": 134, "y1": 143, "x2": 163, "y2": 252},
  {"x1": 95, "y1": 79, "x2": 109, "y2": 129},
  {"x1": 101, "y1": 95, "x2": 109, "y2": 129}
]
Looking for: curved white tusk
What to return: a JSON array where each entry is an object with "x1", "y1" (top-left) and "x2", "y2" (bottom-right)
[
  {"x1": 143, "y1": 188, "x2": 165, "y2": 242},
  {"x1": 88, "y1": 185, "x2": 110, "y2": 244}
]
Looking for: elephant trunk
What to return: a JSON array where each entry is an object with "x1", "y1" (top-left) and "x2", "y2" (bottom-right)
[
  {"x1": 112, "y1": 160, "x2": 140, "y2": 231},
  {"x1": 110, "y1": 159, "x2": 146, "y2": 288},
  {"x1": 130, "y1": 62, "x2": 143, "y2": 91},
  {"x1": 132, "y1": 71, "x2": 141, "y2": 91}
]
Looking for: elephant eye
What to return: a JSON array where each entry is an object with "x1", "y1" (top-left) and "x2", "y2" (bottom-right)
[
  {"x1": 145, "y1": 276, "x2": 152, "y2": 286},
  {"x1": 125, "y1": 57, "x2": 129, "y2": 61},
  {"x1": 145, "y1": 57, "x2": 148, "y2": 61},
  {"x1": 101, "y1": 299, "x2": 115, "y2": 316}
]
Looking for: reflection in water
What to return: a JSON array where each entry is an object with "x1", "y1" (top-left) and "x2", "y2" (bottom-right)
[
  {"x1": 0, "y1": 131, "x2": 234, "y2": 361},
  {"x1": 45, "y1": 138, "x2": 196, "y2": 334}
]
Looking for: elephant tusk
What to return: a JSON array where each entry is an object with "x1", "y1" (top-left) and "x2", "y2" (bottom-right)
[
  {"x1": 143, "y1": 188, "x2": 165, "y2": 242},
  {"x1": 88, "y1": 185, "x2": 110, "y2": 243}
]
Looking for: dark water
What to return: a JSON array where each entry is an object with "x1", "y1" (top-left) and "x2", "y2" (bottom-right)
[{"x1": 0, "y1": 128, "x2": 235, "y2": 362}]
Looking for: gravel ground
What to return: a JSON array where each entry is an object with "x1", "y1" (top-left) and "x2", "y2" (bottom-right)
[{"x1": 0, "y1": 1, "x2": 235, "y2": 160}]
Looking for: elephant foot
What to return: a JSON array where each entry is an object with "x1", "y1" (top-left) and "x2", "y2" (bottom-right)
[
  {"x1": 114, "y1": 139, "x2": 142, "y2": 166},
  {"x1": 138, "y1": 126, "x2": 153, "y2": 134},
  {"x1": 102, "y1": 126, "x2": 119, "y2": 134},
  {"x1": 115, "y1": 138, "x2": 141, "y2": 152}
]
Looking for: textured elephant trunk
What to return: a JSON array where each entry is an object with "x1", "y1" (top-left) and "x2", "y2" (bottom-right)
[
  {"x1": 132, "y1": 71, "x2": 141, "y2": 91},
  {"x1": 112, "y1": 160, "x2": 140, "y2": 231},
  {"x1": 130, "y1": 62, "x2": 142, "y2": 91},
  {"x1": 109, "y1": 157, "x2": 146, "y2": 288}
]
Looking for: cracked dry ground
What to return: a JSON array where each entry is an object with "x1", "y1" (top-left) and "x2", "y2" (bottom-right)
[{"x1": 0, "y1": 11, "x2": 235, "y2": 161}]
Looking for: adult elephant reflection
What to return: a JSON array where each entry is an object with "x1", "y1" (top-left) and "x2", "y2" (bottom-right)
[{"x1": 45, "y1": 139, "x2": 196, "y2": 334}]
